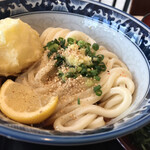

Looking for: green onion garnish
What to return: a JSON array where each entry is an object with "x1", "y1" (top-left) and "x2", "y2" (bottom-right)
[
  {"x1": 67, "y1": 38, "x2": 75, "y2": 45},
  {"x1": 47, "y1": 48, "x2": 57, "y2": 58},
  {"x1": 77, "y1": 98, "x2": 80, "y2": 105},
  {"x1": 94, "y1": 76, "x2": 100, "y2": 81},
  {"x1": 66, "y1": 72, "x2": 77, "y2": 79},
  {"x1": 76, "y1": 66, "x2": 82, "y2": 72},
  {"x1": 77, "y1": 40, "x2": 86, "y2": 48},
  {"x1": 92, "y1": 43, "x2": 99, "y2": 51},
  {"x1": 58, "y1": 70, "x2": 64, "y2": 78},
  {"x1": 54, "y1": 54, "x2": 65, "y2": 67},
  {"x1": 93, "y1": 85, "x2": 102, "y2": 96},
  {"x1": 58, "y1": 37, "x2": 66, "y2": 48},
  {"x1": 45, "y1": 37, "x2": 106, "y2": 97}
]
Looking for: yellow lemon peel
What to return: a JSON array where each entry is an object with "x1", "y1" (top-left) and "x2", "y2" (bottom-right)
[{"x1": 0, "y1": 79, "x2": 58, "y2": 124}]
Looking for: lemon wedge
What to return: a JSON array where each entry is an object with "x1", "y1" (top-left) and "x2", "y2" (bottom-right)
[{"x1": 0, "y1": 79, "x2": 58, "y2": 124}]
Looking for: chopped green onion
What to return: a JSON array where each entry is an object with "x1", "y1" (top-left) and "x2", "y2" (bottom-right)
[
  {"x1": 94, "y1": 76, "x2": 100, "y2": 81},
  {"x1": 54, "y1": 54, "x2": 65, "y2": 67},
  {"x1": 99, "y1": 62, "x2": 106, "y2": 71},
  {"x1": 61, "y1": 74, "x2": 67, "y2": 82},
  {"x1": 49, "y1": 43, "x2": 59, "y2": 50},
  {"x1": 91, "y1": 69, "x2": 98, "y2": 76},
  {"x1": 44, "y1": 41, "x2": 54, "y2": 50},
  {"x1": 44, "y1": 39, "x2": 60, "y2": 50},
  {"x1": 92, "y1": 43, "x2": 99, "y2": 51},
  {"x1": 77, "y1": 98, "x2": 80, "y2": 105},
  {"x1": 53, "y1": 39, "x2": 60, "y2": 45},
  {"x1": 77, "y1": 40, "x2": 86, "y2": 48},
  {"x1": 67, "y1": 38, "x2": 75, "y2": 45},
  {"x1": 85, "y1": 42, "x2": 91, "y2": 47},
  {"x1": 77, "y1": 67, "x2": 82, "y2": 72},
  {"x1": 58, "y1": 37, "x2": 66, "y2": 48},
  {"x1": 81, "y1": 68, "x2": 88, "y2": 76},
  {"x1": 66, "y1": 72, "x2": 77, "y2": 79},
  {"x1": 45, "y1": 37, "x2": 106, "y2": 93},
  {"x1": 85, "y1": 46, "x2": 95, "y2": 57},
  {"x1": 58, "y1": 70, "x2": 64, "y2": 78},
  {"x1": 92, "y1": 55, "x2": 104, "y2": 65},
  {"x1": 47, "y1": 48, "x2": 57, "y2": 58},
  {"x1": 87, "y1": 68, "x2": 91, "y2": 72},
  {"x1": 93, "y1": 85, "x2": 102, "y2": 96},
  {"x1": 94, "y1": 65, "x2": 101, "y2": 72},
  {"x1": 95, "y1": 90, "x2": 102, "y2": 96},
  {"x1": 94, "y1": 85, "x2": 101, "y2": 91},
  {"x1": 85, "y1": 47, "x2": 90, "y2": 56},
  {"x1": 98, "y1": 54, "x2": 104, "y2": 61}
]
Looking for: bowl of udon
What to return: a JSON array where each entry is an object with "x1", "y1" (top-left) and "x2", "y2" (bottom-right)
[{"x1": 0, "y1": 0, "x2": 150, "y2": 145}]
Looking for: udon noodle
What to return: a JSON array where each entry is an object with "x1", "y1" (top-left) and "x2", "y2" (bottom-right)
[{"x1": 16, "y1": 28, "x2": 135, "y2": 131}]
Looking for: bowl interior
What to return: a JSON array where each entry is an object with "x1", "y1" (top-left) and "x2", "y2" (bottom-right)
[{"x1": 15, "y1": 12, "x2": 149, "y2": 125}]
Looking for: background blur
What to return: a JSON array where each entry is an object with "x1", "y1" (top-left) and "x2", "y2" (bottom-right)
[{"x1": 96, "y1": 0, "x2": 150, "y2": 15}]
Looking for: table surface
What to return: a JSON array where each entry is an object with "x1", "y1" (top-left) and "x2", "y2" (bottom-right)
[{"x1": 0, "y1": 135, "x2": 124, "y2": 150}]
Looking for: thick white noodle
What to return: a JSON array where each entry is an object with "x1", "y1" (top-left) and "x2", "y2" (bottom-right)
[{"x1": 16, "y1": 28, "x2": 135, "y2": 131}]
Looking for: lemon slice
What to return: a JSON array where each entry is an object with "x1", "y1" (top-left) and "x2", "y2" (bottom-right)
[{"x1": 0, "y1": 79, "x2": 58, "y2": 124}]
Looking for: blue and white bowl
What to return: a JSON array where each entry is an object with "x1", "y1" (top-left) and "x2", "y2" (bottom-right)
[{"x1": 0, "y1": 0, "x2": 150, "y2": 145}]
